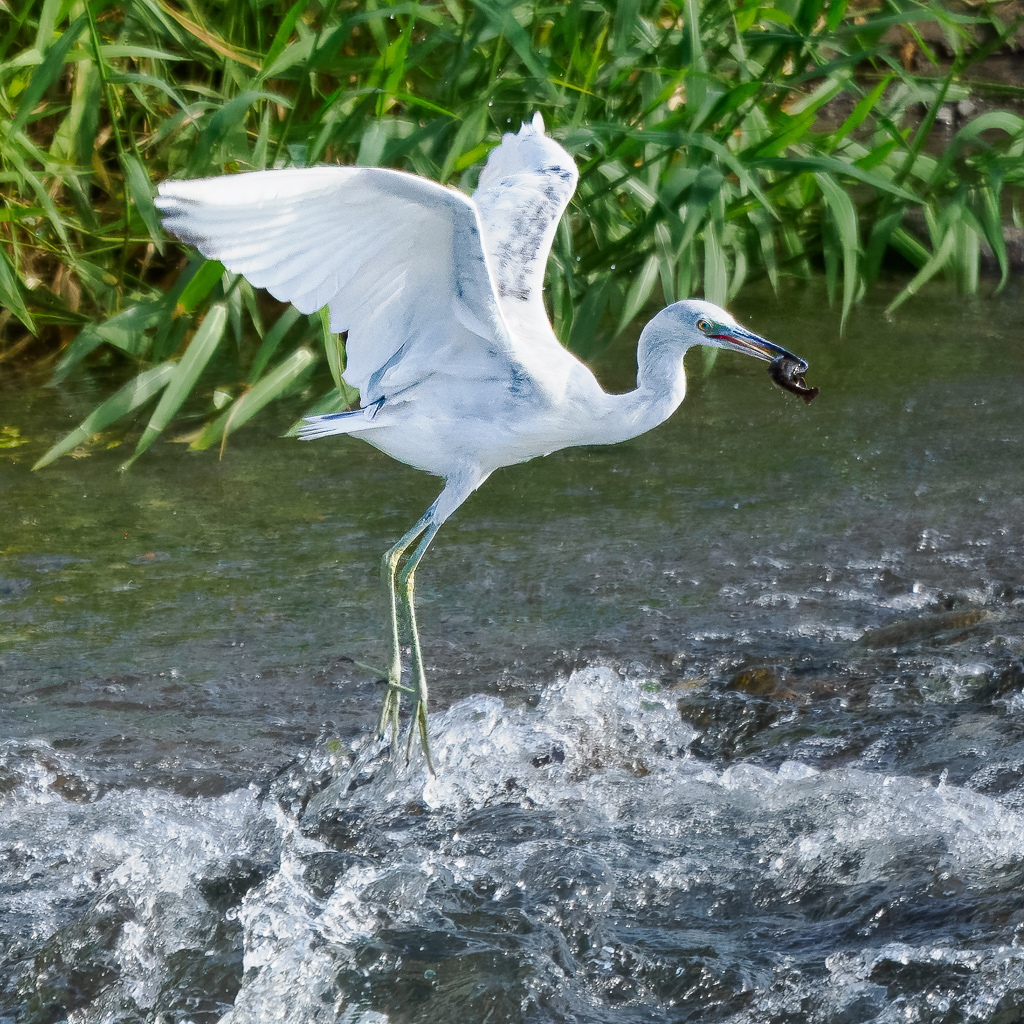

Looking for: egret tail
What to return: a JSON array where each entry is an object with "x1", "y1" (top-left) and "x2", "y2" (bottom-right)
[{"x1": 298, "y1": 409, "x2": 378, "y2": 441}]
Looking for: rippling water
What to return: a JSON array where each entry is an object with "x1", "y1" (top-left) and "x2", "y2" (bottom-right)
[{"x1": 1, "y1": 283, "x2": 1023, "y2": 1022}]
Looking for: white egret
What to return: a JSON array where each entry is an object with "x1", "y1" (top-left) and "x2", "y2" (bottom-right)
[{"x1": 155, "y1": 113, "x2": 816, "y2": 771}]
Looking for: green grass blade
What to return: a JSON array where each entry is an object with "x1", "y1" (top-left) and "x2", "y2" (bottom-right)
[
  {"x1": 122, "y1": 153, "x2": 165, "y2": 254},
  {"x1": 470, "y1": 0, "x2": 557, "y2": 99},
  {"x1": 49, "y1": 325, "x2": 106, "y2": 383},
  {"x1": 977, "y1": 184, "x2": 1010, "y2": 292},
  {"x1": 51, "y1": 299, "x2": 170, "y2": 383},
  {"x1": 34, "y1": 0, "x2": 62, "y2": 53},
  {"x1": 105, "y1": 71, "x2": 188, "y2": 113},
  {"x1": 617, "y1": 254, "x2": 660, "y2": 335},
  {"x1": 749, "y1": 206, "x2": 779, "y2": 291},
  {"x1": 955, "y1": 216, "x2": 980, "y2": 295},
  {"x1": 98, "y1": 44, "x2": 181, "y2": 61},
  {"x1": 33, "y1": 362, "x2": 177, "y2": 470},
  {"x1": 654, "y1": 222, "x2": 676, "y2": 305},
  {"x1": 69, "y1": 56, "x2": 101, "y2": 166},
  {"x1": 830, "y1": 75, "x2": 891, "y2": 151},
  {"x1": 814, "y1": 173, "x2": 859, "y2": 332},
  {"x1": 4, "y1": 140, "x2": 72, "y2": 247},
  {"x1": 250, "y1": 306, "x2": 302, "y2": 383},
  {"x1": 174, "y1": 261, "x2": 225, "y2": 315},
  {"x1": 755, "y1": 155, "x2": 917, "y2": 202},
  {"x1": 120, "y1": 303, "x2": 228, "y2": 470},
  {"x1": 319, "y1": 306, "x2": 346, "y2": 391},
  {"x1": 703, "y1": 221, "x2": 728, "y2": 307},
  {"x1": 929, "y1": 111, "x2": 1024, "y2": 188},
  {"x1": 12, "y1": 12, "x2": 87, "y2": 135},
  {"x1": 440, "y1": 106, "x2": 488, "y2": 183},
  {"x1": 191, "y1": 347, "x2": 317, "y2": 450},
  {"x1": 886, "y1": 228, "x2": 957, "y2": 316},
  {"x1": 685, "y1": 0, "x2": 707, "y2": 125},
  {"x1": 0, "y1": 246, "x2": 35, "y2": 333},
  {"x1": 258, "y1": 0, "x2": 310, "y2": 81},
  {"x1": 888, "y1": 227, "x2": 931, "y2": 268},
  {"x1": 185, "y1": 90, "x2": 287, "y2": 176}
]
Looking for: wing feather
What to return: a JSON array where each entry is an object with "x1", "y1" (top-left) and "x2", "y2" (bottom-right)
[
  {"x1": 155, "y1": 166, "x2": 525, "y2": 402},
  {"x1": 472, "y1": 114, "x2": 580, "y2": 387}
]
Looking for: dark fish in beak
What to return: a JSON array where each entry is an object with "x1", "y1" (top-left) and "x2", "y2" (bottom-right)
[{"x1": 768, "y1": 355, "x2": 819, "y2": 404}]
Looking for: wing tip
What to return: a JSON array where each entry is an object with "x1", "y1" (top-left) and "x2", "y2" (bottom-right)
[
  {"x1": 514, "y1": 112, "x2": 546, "y2": 139},
  {"x1": 477, "y1": 113, "x2": 576, "y2": 194},
  {"x1": 156, "y1": 178, "x2": 214, "y2": 203}
]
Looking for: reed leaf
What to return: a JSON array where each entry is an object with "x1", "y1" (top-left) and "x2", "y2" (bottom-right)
[
  {"x1": 191, "y1": 346, "x2": 317, "y2": 451},
  {"x1": 32, "y1": 362, "x2": 178, "y2": 471},
  {"x1": 814, "y1": 173, "x2": 859, "y2": 332},
  {"x1": 120, "y1": 303, "x2": 228, "y2": 469}
]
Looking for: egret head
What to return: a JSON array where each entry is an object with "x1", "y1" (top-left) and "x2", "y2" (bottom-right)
[
  {"x1": 639, "y1": 299, "x2": 817, "y2": 402},
  {"x1": 656, "y1": 299, "x2": 797, "y2": 363}
]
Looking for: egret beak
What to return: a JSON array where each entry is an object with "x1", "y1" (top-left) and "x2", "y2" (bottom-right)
[{"x1": 710, "y1": 324, "x2": 804, "y2": 367}]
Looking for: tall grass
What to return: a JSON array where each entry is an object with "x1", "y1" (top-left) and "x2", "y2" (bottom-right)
[{"x1": 2, "y1": 0, "x2": 1022, "y2": 465}]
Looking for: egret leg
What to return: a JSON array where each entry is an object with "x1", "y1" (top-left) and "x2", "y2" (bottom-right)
[
  {"x1": 374, "y1": 474, "x2": 481, "y2": 770},
  {"x1": 378, "y1": 511, "x2": 434, "y2": 742},
  {"x1": 396, "y1": 522, "x2": 441, "y2": 773}
]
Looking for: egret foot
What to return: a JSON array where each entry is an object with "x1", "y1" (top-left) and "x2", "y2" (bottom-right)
[
  {"x1": 377, "y1": 679, "x2": 413, "y2": 742},
  {"x1": 405, "y1": 700, "x2": 435, "y2": 774}
]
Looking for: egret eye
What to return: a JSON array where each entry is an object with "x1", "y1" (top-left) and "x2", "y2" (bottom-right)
[{"x1": 696, "y1": 318, "x2": 713, "y2": 334}]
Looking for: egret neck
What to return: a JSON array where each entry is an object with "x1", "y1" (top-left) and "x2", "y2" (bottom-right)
[{"x1": 582, "y1": 318, "x2": 691, "y2": 448}]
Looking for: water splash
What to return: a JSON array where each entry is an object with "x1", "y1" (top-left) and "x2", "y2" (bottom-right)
[{"x1": 4, "y1": 667, "x2": 1024, "y2": 1023}]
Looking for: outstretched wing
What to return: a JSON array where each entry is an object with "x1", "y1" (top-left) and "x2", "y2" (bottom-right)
[
  {"x1": 472, "y1": 114, "x2": 579, "y2": 377},
  {"x1": 156, "y1": 166, "x2": 523, "y2": 403}
]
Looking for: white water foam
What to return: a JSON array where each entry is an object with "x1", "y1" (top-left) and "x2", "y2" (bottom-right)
[{"x1": 3, "y1": 668, "x2": 1024, "y2": 1022}]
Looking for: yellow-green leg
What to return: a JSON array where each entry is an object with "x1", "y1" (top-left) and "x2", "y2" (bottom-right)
[
  {"x1": 373, "y1": 475, "x2": 479, "y2": 772},
  {"x1": 396, "y1": 523, "x2": 440, "y2": 774},
  {"x1": 378, "y1": 514, "x2": 432, "y2": 742}
]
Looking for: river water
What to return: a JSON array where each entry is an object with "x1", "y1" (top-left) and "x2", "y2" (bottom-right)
[{"x1": 1, "y1": 282, "x2": 1023, "y2": 1023}]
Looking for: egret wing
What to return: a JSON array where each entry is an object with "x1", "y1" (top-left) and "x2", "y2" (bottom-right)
[
  {"x1": 156, "y1": 166, "x2": 522, "y2": 402},
  {"x1": 472, "y1": 114, "x2": 580, "y2": 384}
]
